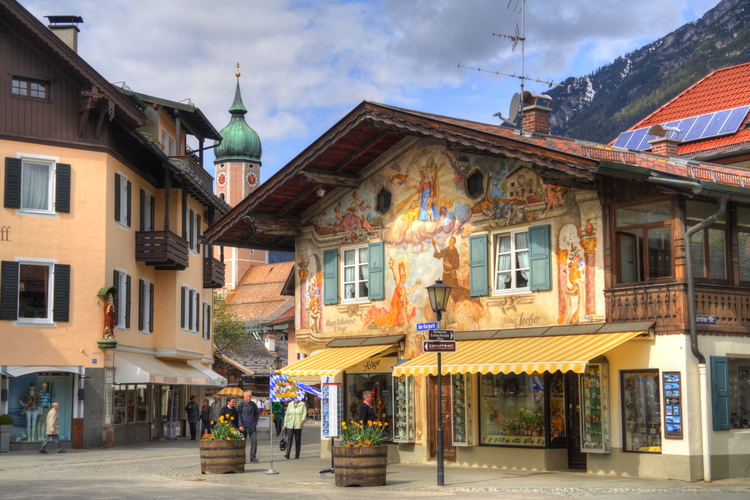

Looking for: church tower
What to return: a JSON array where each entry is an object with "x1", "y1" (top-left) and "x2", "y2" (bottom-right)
[{"x1": 214, "y1": 66, "x2": 267, "y2": 290}]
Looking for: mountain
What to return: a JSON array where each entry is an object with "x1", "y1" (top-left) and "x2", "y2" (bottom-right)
[{"x1": 547, "y1": 0, "x2": 750, "y2": 144}]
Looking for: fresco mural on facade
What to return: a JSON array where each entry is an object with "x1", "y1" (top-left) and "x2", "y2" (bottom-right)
[{"x1": 298, "y1": 138, "x2": 603, "y2": 357}]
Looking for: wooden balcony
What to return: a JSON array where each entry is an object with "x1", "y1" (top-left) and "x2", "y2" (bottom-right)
[
  {"x1": 203, "y1": 256, "x2": 225, "y2": 289},
  {"x1": 605, "y1": 282, "x2": 750, "y2": 335},
  {"x1": 135, "y1": 231, "x2": 189, "y2": 270}
]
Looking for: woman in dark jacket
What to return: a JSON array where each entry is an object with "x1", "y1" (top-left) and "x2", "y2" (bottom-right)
[{"x1": 200, "y1": 399, "x2": 211, "y2": 437}]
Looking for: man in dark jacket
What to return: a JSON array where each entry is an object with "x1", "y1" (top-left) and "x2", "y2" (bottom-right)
[
  {"x1": 220, "y1": 397, "x2": 238, "y2": 423},
  {"x1": 358, "y1": 390, "x2": 376, "y2": 423},
  {"x1": 184, "y1": 395, "x2": 200, "y2": 440},
  {"x1": 238, "y1": 390, "x2": 259, "y2": 463}
]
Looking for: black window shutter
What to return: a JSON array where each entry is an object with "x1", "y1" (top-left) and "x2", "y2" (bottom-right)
[
  {"x1": 4, "y1": 158, "x2": 22, "y2": 209},
  {"x1": 149, "y1": 283, "x2": 155, "y2": 333},
  {"x1": 139, "y1": 189, "x2": 146, "y2": 231},
  {"x1": 55, "y1": 163, "x2": 71, "y2": 213},
  {"x1": 180, "y1": 286, "x2": 186, "y2": 329},
  {"x1": 125, "y1": 274, "x2": 131, "y2": 328},
  {"x1": 188, "y1": 289, "x2": 194, "y2": 330},
  {"x1": 196, "y1": 214, "x2": 202, "y2": 254},
  {"x1": 126, "y1": 180, "x2": 132, "y2": 227},
  {"x1": 52, "y1": 264, "x2": 70, "y2": 322},
  {"x1": 206, "y1": 304, "x2": 211, "y2": 339},
  {"x1": 112, "y1": 269, "x2": 119, "y2": 316},
  {"x1": 150, "y1": 195, "x2": 155, "y2": 230},
  {"x1": 196, "y1": 292, "x2": 200, "y2": 333},
  {"x1": 138, "y1": 279, "x2": 145, "y2": 331},
  {"x1": 114, "y1": 174, "x2": 121, "y2": 222},
  {"x1": 1, "y1": 261, "x2": 19, "y2": 320}
]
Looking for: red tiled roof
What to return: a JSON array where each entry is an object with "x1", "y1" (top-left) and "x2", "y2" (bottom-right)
[
  {"x1": 618, "y1": 62, "x2": 750, "y2": 156},
  {"x1": 224, "y1": 262, "x2": 295, "y2": 321}
]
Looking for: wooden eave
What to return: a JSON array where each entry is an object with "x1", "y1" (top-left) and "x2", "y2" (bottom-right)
[{"x1": 206, "y1": 101, "x2": 601, "y2": 252}]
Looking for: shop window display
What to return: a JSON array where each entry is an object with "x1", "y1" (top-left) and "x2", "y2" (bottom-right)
[
  {"x1": 479, "y1": 371, "x2": 565, "y2": 447},
  {"x1": 621, "y1": 370, "x2": 661, "y2": 453},
  {"x1": 7, "y1": 374, "x2": 73, "y2": 443},
  {"x1": 345, "y1": 373, "x2": 393, "y2": 439},
  {"x1": 728, "y1": 358, "x2": 750, "y2": 429},
  {"x1": 112, "y1": 384, "x2": 151, "y2": 424}
]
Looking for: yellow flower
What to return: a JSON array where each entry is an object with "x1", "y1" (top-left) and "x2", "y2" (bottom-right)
[{"x1": 230, "y1": 416, "x2": 235, "y2": 420}]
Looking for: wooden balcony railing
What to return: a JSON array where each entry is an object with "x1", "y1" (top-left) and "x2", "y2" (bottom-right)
[
  {"x1": 203, "y1": 256, "x2": 225, "y2": 289},
  {"x1": 135, "y1": 231, "x2": 189, "y2": 270}
]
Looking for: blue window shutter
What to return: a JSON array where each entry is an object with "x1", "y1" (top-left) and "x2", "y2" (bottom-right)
[
  {"x1": 711, "y1": 356, "x2": 730, "y2": 430},
  {"x1": 1, "y1": 261, "x2": 19, "y2": 320},
  {"x1": 368, "y1": 242, "x2": 385, "y2": 301},
  {"x1": 53, "y1": 264, "x2": 70, "y2": 322},
  {"x1": 323, "y1": 249, "x2": 339, "y2": 305},
  {"x1": 529, "y1": 224, "x2": 552, "y2": 291},
  {"x1": 469, "y1": 234, "x2": 488, "y2": 297}
]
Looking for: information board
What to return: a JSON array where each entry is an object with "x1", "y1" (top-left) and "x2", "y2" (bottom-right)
[
  {"x1": 322, "y1": 383, "x2": 343, "y2": 438},
  {"x1": 662, "y1": 371, "x2": 683, "y2": 439}
]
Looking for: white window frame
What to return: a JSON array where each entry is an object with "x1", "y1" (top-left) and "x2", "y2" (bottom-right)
[
  {"x1": 161, "y1": 128, "x2": 175, "y2": 156},
  {"x1": 491, "y1": 228, "x2": 531, "y2": 295},
  {"x1": 116, "y1": 269, "x2": 128, "y2": 329},
  {"x1": 141, "y1": 277, "x2": 152, "y2": 335},
  {"x1": 341, "y1": 244, "x2": 369, "y2": 303},
  {"x1": 14, "y1": 257, "x2": 56, "y2": 326},
  {"x1": 117, "y1": 171, "x2": 129, "y2": 228},
  {"x1": 182, "y1": 285, "x2": 199, "y2": 333},
  {"x1": 16, "y1": 153, "x2": 58, "y2": 216}
]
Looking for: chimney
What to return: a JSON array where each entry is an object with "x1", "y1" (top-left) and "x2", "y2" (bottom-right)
[
  {"x1": 45, "y1": 16, "x2": 84, "y2": 53},
  {"x1": 264, "y1": 332, "x2": 276, "y2": 353},
  {"x1": 520, "y1": 91, "x2": 552, "y2": 134},
  {"x1": 648, "y1": 137, "x2": 681, "y2": 157}
]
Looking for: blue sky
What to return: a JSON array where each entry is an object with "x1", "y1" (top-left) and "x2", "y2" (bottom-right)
[{"x1": 21, "y1": 0, "x2": 720, "y2": 183}]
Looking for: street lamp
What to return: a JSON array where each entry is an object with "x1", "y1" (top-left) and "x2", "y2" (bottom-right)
[
  {"x1": 265, "y1": 356, "x2": 284, "y2": 475},
  {"x1": 426, "y1": 279, "x2": 451, "y2": 487}
]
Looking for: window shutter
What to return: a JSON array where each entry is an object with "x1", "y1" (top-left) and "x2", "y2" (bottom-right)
[
  {"x1": 4, "y1": 158, "x2": 22, "y2": 209},
  {"x1": 114, "y1": 174, "x2": 121, "y2": 222},
  {"x1": 181, "y1": 286, "x2": 186, "y2": 329},
  {"x1": 150, "y1": 196, "x2": 156, "y2": 230},
  {"x1": 55, "y1": 163, "x2": 71, "y2": 213},
  {"x1": 196, "y1": 292, "x2": 201, "y2": 333},
  {"x1": 112, "y1": 269, "x2": 119, "y2": 316},
  {"x1": 323, "y1": 249, "x2": 339, "y2": 305},
  {"x1": 125, "y1": 274, "x2": 132, "y2": 328},
  {"x1": 368, "y1": 242, "x2": 385, "y2": 301},
  {"x1": 196, "y1": 214, "x2": 202, "y2": 254},
  {"x1": 469, "y1": 234, "x2": 488, "y2": 297},
  {"x1": 529, "y1": 224, "x2": 552, "y2": 291},
  {"x1": 139, "y1": 189, "x2": 146, "y2": 231},
  {"x1": 1, "y1": 261, "x2": 19, "y2": 320},
  {"x1": 149, "y1": 283, "x2": 155, "y2": 333},
  {"x1": 188, "y1": 289, "x2": 194, "y2": 330},
  {"x1": 711, "y1": 356, "x2": 730, "y2": 430},
  {"x1": 205, "y1": 303, "x2": 211, "y2": 339},
  {"x1": 53, "y1": 264, "x2": 70, "y2": 322},
  {"x1": 126, "y1": 180, "x2": 132, "y2": 227},
  {"x1": 138, "y1": 279, "x2": 145, "y2": 331}
]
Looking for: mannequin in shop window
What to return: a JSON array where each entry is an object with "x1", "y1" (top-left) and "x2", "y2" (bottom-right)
[
  {"x1": 19, "y1": 383, "x2": 41, "y2": 441},
  {"x1": 37, "y1": 382, "x2": 52, "y2": 438}
]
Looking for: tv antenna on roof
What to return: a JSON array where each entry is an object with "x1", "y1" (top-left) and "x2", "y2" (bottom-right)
[{"x1": 458, "y1": 0, "x2": 562, "y2": 126}]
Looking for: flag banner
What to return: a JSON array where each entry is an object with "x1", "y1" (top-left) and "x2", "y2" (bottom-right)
[{"x1": 270, "y1": 373, "x2": 321, "y2": 401}]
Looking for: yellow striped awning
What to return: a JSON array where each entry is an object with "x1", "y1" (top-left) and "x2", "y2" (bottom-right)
[
  {"x1": 280, "y1": 344, "x2": 396, "y2": 377},
  {"x1": 392, "y1": 331, "x2": 644, "y2": 377}
]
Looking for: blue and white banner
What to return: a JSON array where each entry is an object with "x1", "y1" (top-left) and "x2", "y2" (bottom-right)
[{"x1": 269, "y1": 373, "x2": 321, "y2": 402}]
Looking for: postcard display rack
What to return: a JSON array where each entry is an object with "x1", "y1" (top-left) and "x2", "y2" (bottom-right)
[
  {"x1": 451, "y1": 373, "x2": 474, "y2": 446},
  {"x1": 322, "y1": 383, "x2": 344, "y2": 438},
  {"x1": 392, "y1": 375, "x2": 415, "y2": 443},
  {"x1": 580, "y1": 363, "x2": 611, "y2": 453}
]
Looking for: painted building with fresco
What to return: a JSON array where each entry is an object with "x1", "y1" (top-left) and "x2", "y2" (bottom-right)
[{"x1": 207, "y1": 96, "x2": 750, "y2": 481}]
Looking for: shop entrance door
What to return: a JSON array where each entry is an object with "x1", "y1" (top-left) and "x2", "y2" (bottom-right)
[
  {"x1": 565, "y1": 372, "x2": 586, "y2": 469},
  {"x1": 427, "y1": 375, "x2": 455, "y2": 462}
]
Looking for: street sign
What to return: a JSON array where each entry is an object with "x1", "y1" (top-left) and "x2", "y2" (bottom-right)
[
  {"x1": 696, "y1": 315, "x2": 717, "y2": 325},
  {"x1": 428, "y1": 329, "x2": 454, "y2": 341},
  {"x1": 417, "y1": 322, "x2": 438, "y2": 331},
  {"x1": 423, "y1": 340, "x2": 456, "y2": 352}
]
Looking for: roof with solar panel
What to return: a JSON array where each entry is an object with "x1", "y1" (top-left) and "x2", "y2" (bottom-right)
[{"x1": 611, "y1": 62, "x2": 750, "y2": 159}]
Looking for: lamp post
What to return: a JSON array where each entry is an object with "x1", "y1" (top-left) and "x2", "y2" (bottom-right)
[
  {"x1": 426, "y1": 279, "x2": 451, "y2": 487},
  {"x1": 265, "y1": 356, "x2": 284, "y2": 475}
]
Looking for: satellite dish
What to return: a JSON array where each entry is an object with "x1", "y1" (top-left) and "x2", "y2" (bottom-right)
[{"x1": 508, "y1": 93, "x2": 521, "y2": 123}]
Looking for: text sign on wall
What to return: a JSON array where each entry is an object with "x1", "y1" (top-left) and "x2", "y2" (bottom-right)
[
  {"x1": 662, "y1": 371, "x2": 683, "y2": 439},
  {"x1": 428, "y1": 329, "x2": 454, "y2": 341},
  {"x1": 417, "y1": 322, "x2": 438, "y2": 331}
]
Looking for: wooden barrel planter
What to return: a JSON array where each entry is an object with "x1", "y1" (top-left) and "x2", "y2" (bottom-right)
[
  {"x1": 199, "y1": 439, "x2": 245, "y2": 474},
  {"x1": 332, "y1": 445, "x2": 387, "y2": 487}
]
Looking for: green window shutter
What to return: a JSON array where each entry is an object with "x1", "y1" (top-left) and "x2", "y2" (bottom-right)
[
  {"x1": 55, "y1": 163, "x2": 71, "y2": 213},
  {"x1": 529, "y1": 224, "x2": 552, "y2": 291},
  {"x1": 126, "y1": 180, "x2": 132, "y2": 227},
  {"x1": 323, "y1": 249, "x2": 339, "y2": 305},
  {"x1": 4, "y1": 158, "x2": 21, "y2": 209},
  {"x1": 1, "y1": 261, "x2": 19, "y2": 320},
  {"x1": 53, "y1": 264, "x2": 70, "y2": 322},
  {"x1": 181, "y1": 286, "x2": 186, "y2": 329},
  {"x1": 125, "y1": 274, "x2": 132, "y2": 328},
  {"x1": 469, "y1": 234, "x2": 488, "y2": 297},
  {"x1": 138, "y1": 279, "x2": 145, "y2": 331},
  {"x1": 139, "y1": 189, "x2": 146, "y2": 231},
  {"x1": 368, "y1": 242, "x2": 385, "y2": 301},
  {"x1": 114, "y1": 174, "x2": 121, "y2": 222},
  {"x1": 149, "y1": 283, "x2": 155, "y2": 333},
  {"x1": 711, "y1": 356, "x2": 730, "y2": 430}
]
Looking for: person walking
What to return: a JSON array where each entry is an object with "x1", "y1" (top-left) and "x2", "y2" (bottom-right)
[
  {"x1": 238, "y1": 390, "x2": 259, "y2": 463},
  {"x1": 200, "y1": 399, "x2": 211, "y2": 437},
  {"x1": 283, "y1": 399, "x2": 306, "y2": 459},
  {"x1": 184, "y1": 395, "x2": 200, "y2": 440},
  {"x1": 272, "y1": 401, "x2": 284, "y2": 436},
  {"x1": 209, "y1": 394, "x2": 221, "y2": 429},
  {"x1": 39, "y1": 402, "x2": 65, "y2": 454}
]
